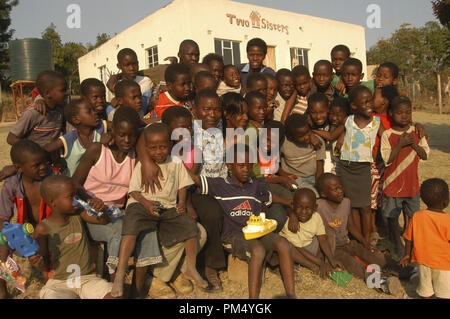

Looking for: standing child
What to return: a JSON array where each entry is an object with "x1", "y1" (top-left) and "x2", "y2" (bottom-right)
[
  {"x1": 202, "y1": 53, "x2": 224, "y2": 83},
  {"x1": 80, "y1": 78, "x2": 107, "y2": 121},
  {"x1": 245, "y1": 91, "x2": 268, "y2": 132},
  {"x1": 326, "y1": 97, "x2": 349, "y2": 173},
  {"x1": 273, "y1": 69, "x2": 295, "y2": 122},
  {"x1": 263, "y1": 73, "x2": 278, "y2": 122},
  {"x1": 380, "y1": 96, "x2": 429, "y2": 256},
  {"x1": 216, "y1": 65, "x2": 241, "y2": 96},
  {"x1": 177, "y1": 40, "x2": 200, "y2": 69},
  {"x1": 107, "y1": 79, "x2": 144, "y2": 121},
  {"x1": 312, "y1": 60, "x2": 337, "y2": 101},
  {"x1": 340, "y1": 58, "x2": 375, "y2": 98},
  {"x1": 32, "y1": 175, "x2": 119, "y2": 299},
  {"x1": 330, "y1": 45, "x2": 350, "y2": 95},
  {"x1": 399, "y1": 178, "x2": 450, "y2": 299},
  {"x1": 281, "y1": 65, "x2": 312, "y2": 122},
  {"x1": 245, "y1": 73, "x2": 268, "y2": 96}
]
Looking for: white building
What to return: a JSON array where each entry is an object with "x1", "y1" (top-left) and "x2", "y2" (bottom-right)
[{"x1": 78, "y1": 0, "x2": 367, "y2": 84}]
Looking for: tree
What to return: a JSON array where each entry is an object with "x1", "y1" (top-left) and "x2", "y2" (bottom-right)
[
  {"x1": 432, "y1": 0, "x2": 450, "y2": 28},
  {"x1": 0, "y1": 0, "x2": 18, "y2": 84}
]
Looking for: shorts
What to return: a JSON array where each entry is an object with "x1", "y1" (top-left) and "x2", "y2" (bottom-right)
[
  {"x1": 123, "y1": 202, "x2": 199, "y2": 248},
  {"x1": 416, "y1": 264, "x2": 450, "y2": 298},
  {"x1": 381, "y1": 194, "x2": 420, "y2": 218},
  {"x1": 223, "y1": 232, "x2": 280, "y2": 266},
  {"x1": 39, "y1": 274, "x2": 112, "y2": 299}
]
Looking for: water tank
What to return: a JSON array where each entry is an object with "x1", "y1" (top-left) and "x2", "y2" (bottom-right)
[{"x1": 9, "y1": 38, "x2": 53, "y2": 82}]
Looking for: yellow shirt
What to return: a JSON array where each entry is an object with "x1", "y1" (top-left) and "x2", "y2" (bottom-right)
[{"x1": 280, "y1": 212, "x2": 325, "y2": 248}]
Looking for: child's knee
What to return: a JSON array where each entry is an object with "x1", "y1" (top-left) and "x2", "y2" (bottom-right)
[
  {"x1": 274, "y1": 236, "x2": 290, "y2": 253},
  {"x1": 250, "y1": 243, "x2": 266, "y2": 261}
]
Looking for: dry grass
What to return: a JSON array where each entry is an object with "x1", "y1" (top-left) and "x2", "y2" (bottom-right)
[{"x1": 1, "y1": 109, "x2": 448, "y2": 299}]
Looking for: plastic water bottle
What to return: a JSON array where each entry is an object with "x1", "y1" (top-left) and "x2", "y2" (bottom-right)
[
  {"x1": 73, "y1": 197, "x2": 104, "y2": 217},
  {"x1": 107, "y1": 206, "x2": 124, "y2": 220}
]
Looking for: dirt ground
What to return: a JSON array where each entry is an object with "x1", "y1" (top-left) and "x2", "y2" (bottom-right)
[{"x1": 1, "y1": 110, "x2": 449, "y2": 299}]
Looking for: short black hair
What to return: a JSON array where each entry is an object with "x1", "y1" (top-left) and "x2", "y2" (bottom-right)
[
  {"x1": 112, "y1": 105, "x2": 141, "y2": 129},
  {"x1": 330, "y1": 96, "x2": 350, "y2": 115},
  {"x1": 80, "y1": 78, "x2": 105, "y2": 97},
  {"x1": 276, "y1": 68, "x2": 294, "y2": 82},
  {"x1": 179, "y1": 39, "x2": 199, "y2": 53},
  {"x1": 165, "y1": 63, "x2": 190, "y2": 84},
  {"x1": 246, "y1": 38, "x2": 267, "y2": 55},
  {"x1": 194, "y1": 71, "x2": 217, "y2": 88},
  {"x1": 161, "y1": 105, "x2": 192, "y2": 127},
  {"x1": 246, "y1": 73, "x2": 267, "y2": 90},
  {"x1": 308, "y1": 92, "x2": 329, "y2": 110},
  {"x1": 331, "y1": 45, "x2": 351, "y2": 58},
  {"x1": 10, "y1": 139, "x2": 46, "y2": 165},
  {"x1": 221, "y1": 92, "x2": 246, "y2": 116},
  {"x1": 285, "y1": 113, "x2": 309, "y2": 138},
  {"x1": 292, "y1": 65, "x2": 310, "y2": 79},
  {"x1": 265, "y1": 120, "x2": 286, "y2": 146},
  {"x1": 36, "y1": 70, "x2": 66, "y2": 95},
  {"x1": 194, "y1": 88, "x2": 220, "y2": 107},
  {"x1": 381, "y1": 85, "x2": 399, "y2": 109},
  {"x1": 117, "y1": 48, "x2": 137, "y2": 63},
  {"x1": 64, "y1": 99, "x2": 89, "y2": 126},
  {"x1": 343, "y1": 58, "x2": 363, "y2": 74},
  {"x1": 263, "y1": 73, "x2": 277, "y2": 83},
  {"x1": 313, "y1": 60, "x2": 333, "y2": 73},
  {"x1": 317, "y1": 173, "x2": 340, "y2": 195},
  {"x1": 202, "y1": 53, "x2": 224, "y2": 66},
  {"x1": 143, "y1": 122, "x2": 171, "y2": 144},
  {"x1": 420, "y1": 178, "x2": 449, "y2": 208},
  {"x1": 391, "y1": 95, "x2": 412, "y2": 112},
  {"x1": 41, "y1": 175, "x2": 73, "y2": 204},
  {"x1": 379, "y1": 62, "x2": 399, "y2": 79},
  {"x1": 348, "y1": 85, "x2": 372, "y2": 104},
  {"x1": 245, "y1": 90, "x2": 266, "y2": 107},
  {"x1": 223, "y1": 64, "x2": 238, "y2": 73},
  {"x1": 114, "y1": 79, "x2": 140, "y2": 98}
]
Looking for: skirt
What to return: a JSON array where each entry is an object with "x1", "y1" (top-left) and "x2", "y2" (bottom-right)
[{"x1": 335, "y1": 160, "x2": 371, "y2": 208}]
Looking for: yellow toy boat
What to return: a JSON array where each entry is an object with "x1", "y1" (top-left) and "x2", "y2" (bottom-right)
[{"x1": 242, "y1": 213, "x2": 277, "y2": 240}]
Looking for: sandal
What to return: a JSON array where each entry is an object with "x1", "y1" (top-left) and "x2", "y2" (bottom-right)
[{"x1": 205, "y1": 267, "x2": 223, "y2": 293}]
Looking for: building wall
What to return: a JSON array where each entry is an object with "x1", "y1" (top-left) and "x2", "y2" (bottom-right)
[{"x1": 78, "y1": 0, "x2": 367, "y2": 83}]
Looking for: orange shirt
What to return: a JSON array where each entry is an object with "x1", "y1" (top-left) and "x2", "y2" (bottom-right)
[{"x1": 403, "y1": 209, "x2": 450, "y2": 270}]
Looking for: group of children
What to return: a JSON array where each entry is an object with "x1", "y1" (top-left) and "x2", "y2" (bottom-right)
[{"x1": 0, "y1": 36, "x2": 448, "y2": 300}]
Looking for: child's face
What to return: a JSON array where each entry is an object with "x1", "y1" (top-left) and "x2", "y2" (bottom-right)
[
  {"x1": 119, "y1": 86, "x2": 142, "y2": 113},
  {"x1": 266, "y1": 78, "x2": 278, "y2": 102},
  {"x1": 196, "y1": 77, "x2": 217, "y2": 93},
  {"x1": 118, "y1": 54, "x2": 139, "y2": 80},
  {"x1": 293, "y1": 192, "x2": 317, "y2": 223},
  {"x1": 48, "y1": 79, "x2": 68, "y2": 108},
  {"x1": 352, "y1": 90, "x2": 373, "y2": 119},
  {"x1": 84, "y1": 86, "x2": 106, "y2": 115},
  {"x1": 247, "y1": 80, "x2": 267, "y2": 96},
  {"x1": 295, "y1": 75, "x2": 311, "y2": 96},
  {"x1": 146, "y1": 132, "x2": 172, "y2": 164},
  {"x1": 376, "y1": 66, "x2": 398, "y2": 87},
  {"x1": 112, "y1": 120, "x2": 138, "y2": 153},
  {"x1": 223, "y1": 67, "x2": 241, "y2": 88},
  {"x1": 309, "y1": 101, "x2": 329, "y2": 127},
  {"x1": 248, "y1": 97, "x2": 267, "y2": 124},
  {"x1": 168, "y1": 73, "x2": 192, "y2": 101},
  {"x1": 329, "y1": 106, "x2": 347, "y2": 127},
  {"x1": 342, "y1": 65, "x2": 363, "y2": 90},
  {"x1": 179, "y1": 45, "x2": 200, "y2": 68},
  {"x1": 390, "y1": 104, "x2": 412, "y2": 128},
  {"x1": 313, "y1": 65, "x2": 334, "y2": 90},
  {"x1": 279, "y1": 76, "x2": 295, "y2": 100},
  {"x1": 292, "y1": 125, "x2": 311, "y2": 145},
  {"x1": 169, "y1": 116, "x2": 193, "y2": 143},
  {"x1": 228, "y1": 152, "x2": 253, "y2": 183},
  {"x1": 52, "y1": 181, "x2": 78, "y2": 215},
  {"x1": 247, "y1": 46, "x2": 265, "y2": 70},
  {"x1": 331, "y1": 50, "x2": 348, "y2": 75},
  {"x1": 321, "y1": 177, "x2": 344, "y2": 204},
  {"x1": 225, "y1": 102, "x2": 249, "y2": 129},
  {"x1": 194, "y1": 97, "x2": 222, "y2": 129},
  {"x1": 373, "y1": 88, "x2": 389, "y2": 115},
  {"x1": 209, "y1": 60, "x2": 224, "y2": 83},
  {"x1": 76, "y1": 102, "x2": 100, "y2": 128},
  {"x1": 17, "y1": 152, "x2": 48, "y2": 181},
  {"x1": 265, "y1": 102, "x2": 274, "y2": 122}
]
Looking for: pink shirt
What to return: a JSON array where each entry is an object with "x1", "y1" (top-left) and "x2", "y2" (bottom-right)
[{"x1": 84, "y1": 145, "x2": 135, "y2": 207}]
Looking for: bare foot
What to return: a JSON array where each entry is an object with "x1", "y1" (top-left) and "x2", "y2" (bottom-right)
[
  {"x1": 183, "y1": 269, "x2": 209, "y2": 289},
  {"x1": 111, "y1": 275, "x2": 124, "y2": 297}
]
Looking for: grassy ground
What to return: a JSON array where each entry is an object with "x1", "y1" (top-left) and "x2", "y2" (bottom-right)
[{"x1": 1, "y1": 110, "x2": 449, "y2": 299}]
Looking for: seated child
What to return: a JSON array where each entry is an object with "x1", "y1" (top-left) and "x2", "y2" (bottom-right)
[
  {"x1": 399, "y1": 178, "x2": 450, "y2": 299},
  {"x1": 312, "y1": 60, "x2": 337, "y2": 101},
  {"x1": 44, "y1": 99, "x2": 105, "y2": 177},
  {"x1": 177, "y1": 39, "x2": 200, "y2": 69},
  {"x1": 80, "y1": 78, "x2": 108, "y2": 121},
  {"x1": 280, "y1": 188, "x2": 342, "y2": 277},
  {"x1": 194, "y1": 71, "x2": 218, "y2": 94},
  {"x1": 245, "y1": 72, "x2": 268, "y2": 96},
  {"x1": 273, "y1": 69, "x2": 295, "y2": 122},
  {"x1": 112, "y1": 123, "x2": 209, "y2": 297},
  {"x1": 316, "y1": 173, "x2": 405, "y2": 295},
  {"x1": 263, "y1": 73, "x2": 278, "y2": 122},
  {"x1": 217, "y1": 65, "x2": 241, "y2": 96},
  {"x1": 107, "y1": 79, "x2": 144, "y2": 121},
  {"x1": 279, "y1": 113, "x2": 325, "y2": 195},
  {"x1": 197, "y1": 143, "x2": 296, "y2": 299},
  {"x1": 330, "y1": 44, "x2": 350, "y2": 94},
  {"x1": 281, "y1": 65, "x2": 312, "y2": 122},
  {"x1": 31, "y1": 175, "x2": 119, "y2": 299},
  {"x1": 106, "y1": 48, "x2": 153, "y2": 115},
  {"x1": 237, "y1": 37, "x2": 276, "y2": 89},
  {"x1": 202, "y1": 53, "x2": 224, "y2": 83},
  {"x1": 7, "y1": 70, "x2": 66, "y2": 148},
  {"x1": 380, "y1": 96, "x2": 429, "y2": 255}
]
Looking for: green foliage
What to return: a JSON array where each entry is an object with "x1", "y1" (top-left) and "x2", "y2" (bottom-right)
[
  {"x1": 0, "y1": 0, "x2": 18, "y2": 87},
  {"x1": 432, "y1": 0, "x2": 450, "y2": 28},
  {"x1": 87, "y1": 33, "x2": 111, "y2": 51}
]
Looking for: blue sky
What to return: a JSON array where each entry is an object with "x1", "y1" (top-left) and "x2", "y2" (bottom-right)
[{"x1": 10, "y1": 0, "x2": 437, "y2": 50}]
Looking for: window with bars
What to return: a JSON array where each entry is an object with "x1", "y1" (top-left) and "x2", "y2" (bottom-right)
[
  {"x1": 146, "y1": 45, "x2": 159, "y2": 68},
  {"x1": 290, "y1": 48, "x2": 309, "y2": 69},
  {"x1": 214, "y1": 39, "x2": 241, "y2": 66}
]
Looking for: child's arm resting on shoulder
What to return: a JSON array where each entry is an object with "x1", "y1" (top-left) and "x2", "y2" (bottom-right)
[
  {"x1": 136, "y1": 133, "x2": 163, "y2": 194},
  {"x1": 6, "y1": 132, "x2": 20, "y2": 146},
  {"x1": 43, "y1": 138, "x2": 64, "y2": 154}
]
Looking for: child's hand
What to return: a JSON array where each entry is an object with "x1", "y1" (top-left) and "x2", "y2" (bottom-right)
[
  {"x1": 414, "y1": 123, "x2": 429, "y2": 140},
  {"x1": 186, "y1": 202, "x2": 198, "y2": 221},
  {"x1": 34, "y1": 99, "x2": 47, "y2": 116},
  {"x1": 335, "y1": 80, "x2": 346, "y2": 94},
  {"x1": 319, "y1": 262, "x2": 331, "y2": 279},
  {"x1": 164, "y1": 56, "x2": 178, "y2": 64},
  {"x1": 28, "y1": 254, "x2": 44, "y2": 270},
  {"x1": 398, "y1": 132, "x2": 415, "y2": 148},
  {"x1": 398, "y1": 255, "x2": 411, "y2": 268},
  {"x1": 100, "y1": 132, "x2": 114, "y2": 146},
  {"x1": 110, "y1": 98, "x2": 119, "y2": 108},
  {"x1": 288, "y1": 214, "x2": 299, "y2": 233},
  {"x1": 142, "y1": 199, "x2": 161, "y2": 217},
  {"x1": 176, "y1": 204, "x2": 186, "y2": 214},
  {"x1": 309, "y1": 134, "x2": 323, "y2": 150},
  {"x1": 87, "y1": 198, "x2": 105, "y2": 212},
  {"x1": 0, "y1": 165, "x2": 17, "y2": 182},
  {"x1": 330, "y1": 259, "x2": 344, "y2": 271},
  {"x1": 281, "y1": 176, "x2": 298, "y2": 191}
]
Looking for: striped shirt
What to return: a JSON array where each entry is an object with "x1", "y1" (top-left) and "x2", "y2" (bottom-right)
[
  {"x1": 216, "y1": 81, "x2": 241, "y2": 96},
  {"x1": 292, "y1": 94, "x2": 309, "y2": 115}
]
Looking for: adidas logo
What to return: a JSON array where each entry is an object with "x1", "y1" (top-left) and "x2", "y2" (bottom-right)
[{"x1": 230, "y1": 201, "x2": 252, "y2": 217}]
